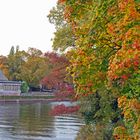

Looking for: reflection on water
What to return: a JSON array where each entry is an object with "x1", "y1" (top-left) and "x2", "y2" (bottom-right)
[{"x1": 0, "y1": 102, "x2": 83, "y2": 140}]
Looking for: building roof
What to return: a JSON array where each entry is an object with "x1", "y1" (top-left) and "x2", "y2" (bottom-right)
[
  {"x1": 0, "y1": 70, "x2": 21, "y2": 85},
  {"x1": 0, "y1": 70, "x2": 8, "y2": 81},
  {"x1": 0, "y1": 80, "x2": 21, "y2": 85}
]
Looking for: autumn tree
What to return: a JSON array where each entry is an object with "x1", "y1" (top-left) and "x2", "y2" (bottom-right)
[
  {"x1": 48, "y1": 3, "x2": 75, "y2": 52},
  {"x1": 0, "y1": 55, "x2": 9, "y2": 77},
  {"x1": 6, "y1": 47, "x2": 48, "y2": 90},
  {"x1": 21, "y1": 48, "x2": 48, "y2": 89},
  {"x1": 41, "y1": 52, "x2": 71, "y2": 91},
  {"x1": 7, "y1": 46, "x2": 27, "y2": 80},
  {"x1": 57, "y1": 0, "x2": 140, "y2": 139}
]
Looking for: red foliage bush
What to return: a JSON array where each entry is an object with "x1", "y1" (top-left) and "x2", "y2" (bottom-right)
[
  {"x1": 49, "y1": 104, "x2": 80, "y2": 116},
  {"x1": 54, "y1": 84, "x2": 75, "y2": 100}
]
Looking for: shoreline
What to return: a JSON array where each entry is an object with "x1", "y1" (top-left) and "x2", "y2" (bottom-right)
[{"x1": 0, "y1": 96, "x2": 71, "y2": 103}]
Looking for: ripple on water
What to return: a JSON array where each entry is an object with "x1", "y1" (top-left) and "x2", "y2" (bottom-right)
[{"x1": 0, "y1": 102, "x2": 84, "y2": 140}]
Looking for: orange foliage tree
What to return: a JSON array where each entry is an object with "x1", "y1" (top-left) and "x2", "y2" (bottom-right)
[
  {"x1": 57, "y1": 0, "x2": 140, "y2": 139},
  {"x1": 0, "y1": 55, "x2": 9, "y2": 77}
]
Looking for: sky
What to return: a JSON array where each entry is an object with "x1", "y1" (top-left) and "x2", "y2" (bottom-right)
[{"x1": 0, "y1": 0, "x2": 57, "y2": 56}]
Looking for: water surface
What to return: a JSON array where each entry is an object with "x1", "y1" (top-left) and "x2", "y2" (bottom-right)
[{"x1": 0, "y1": 102, "x2": 83, "y2": 140}]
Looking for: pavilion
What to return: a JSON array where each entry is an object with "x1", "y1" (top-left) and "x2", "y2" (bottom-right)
[{"x1": 0, "y1": 70, "x2": 21, "y2": 95}]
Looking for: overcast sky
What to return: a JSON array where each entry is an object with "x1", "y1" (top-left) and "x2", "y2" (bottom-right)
[{"x1": 0, "y1": 0, "x2": 57, "y2": 56}]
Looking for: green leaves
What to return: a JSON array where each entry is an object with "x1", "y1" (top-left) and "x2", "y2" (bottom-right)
[
  {"x1": 56, "y1": 0, "x2": 140, "y2": 139},
  {"x1": 48, "y1": 3, "x2": 75, "y2": 52}
]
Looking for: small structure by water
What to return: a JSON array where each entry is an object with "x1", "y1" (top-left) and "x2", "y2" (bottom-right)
[{"x1": 0, "y1": 70, "x2": 21, "y2": 95}]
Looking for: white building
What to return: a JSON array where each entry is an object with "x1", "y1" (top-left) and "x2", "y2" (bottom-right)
[{"x1": 0, "y1": 70, "x2": 21, "y2": 95}]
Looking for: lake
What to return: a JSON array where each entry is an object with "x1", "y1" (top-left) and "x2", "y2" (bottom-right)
[{"x1": 0, "y1": 101, "x2": 83, "y2": 140}]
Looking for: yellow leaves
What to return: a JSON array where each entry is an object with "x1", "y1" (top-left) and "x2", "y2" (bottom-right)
[
  {"x1": 113, "y1": 126, "x2": 128, "y2": 140},
  {"x1": 107, "y1": 23, "x2": 115, "y2": 35},
  {"x1": 0, "y1": 56, "x2": 9, "y2": 78},
  {"x1": 116, "y1": 96, "x2": 140, "y2": 140},
  {"x1": 108, "y1": 36, "x2": 140, "y2": 85},
  {"x1": 64, "y1": 6, "x2": 73, "y2": 21},
  {"x1": 125, "y1": 29, "x2": 133, "y2": 41},
  {"x1": 118, "y1": 97, "x2": 132, "y2": 119},
  {"x1": 118, "y1": 0, "x2": 138, "y2": 18},
  {"x1": 133, "y1": 117, "x2": 140, "y2": 140},
  {"x1": 107, "y1": 0, "x2": 139, "y2": 51},
  {"x1": 118, "y1": 96, "x2": 127, "y2": 108},
  {"x1": 62, "y1": 0, "x2": 140, "y2": 138},
  {"x1": 118, "y1": 97, "x2": 140, "y2": 114},
  {"x1": 114, "y1": 123, "x2": 140, "y2": 140},
  {"x1": 128, "y1": 0, "x2": 139, "y2": 19},
  {"x1": 118, "y1": 1, "x2": 127, "y2": 12},
  {"x1": 131, "y1": 99, "x2": 140, "y2": 112}
]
